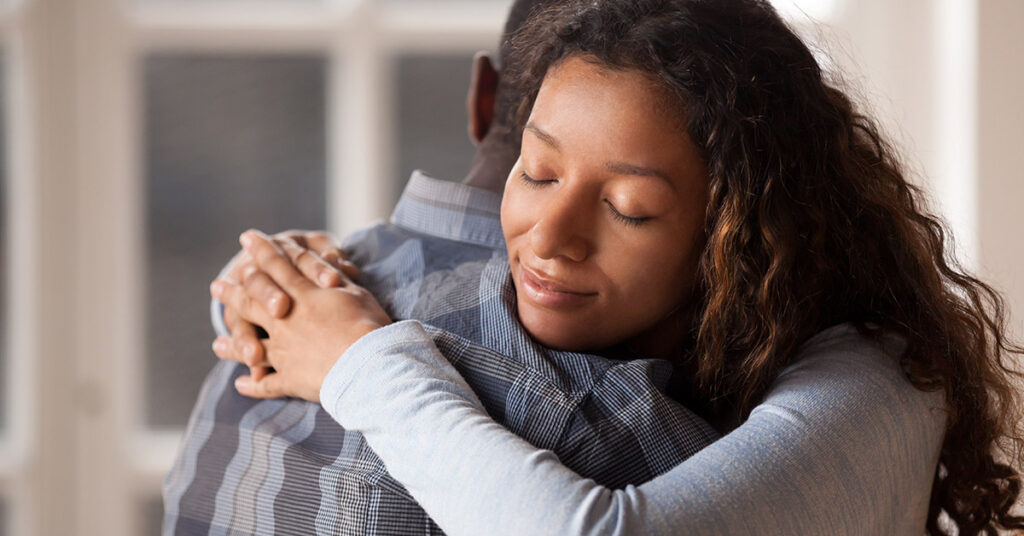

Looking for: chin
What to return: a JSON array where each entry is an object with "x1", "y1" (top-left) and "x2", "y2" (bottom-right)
[{"x1": 518, "y1": 309, "x2": 598, "y2": 352}]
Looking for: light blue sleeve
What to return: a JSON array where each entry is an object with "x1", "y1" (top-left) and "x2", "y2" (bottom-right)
[
  {"x1": 321, "y1": 320, "x2": 947, "y2": 536},
  {"x1": 211, "y1": 298, "x2": 230, "y2": 338},
  {"x1": 210, "y1": 259, "x2": 235, "y2": 338}
]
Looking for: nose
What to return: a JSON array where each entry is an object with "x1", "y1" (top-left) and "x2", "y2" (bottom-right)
[{"x1": 528, "y1": 187, "x2": 590, "y2": 262}]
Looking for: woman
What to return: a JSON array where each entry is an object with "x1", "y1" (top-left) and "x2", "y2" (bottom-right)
[{"x1": 211, "y1": 0, "x2": 1024, "y2": 533}]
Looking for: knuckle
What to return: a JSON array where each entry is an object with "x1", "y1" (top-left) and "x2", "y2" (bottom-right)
[
  {"x1": 293, "y1": 248, "x2": 312, "y2": 264},
  {"x1": 242, "y1": 266, "x2": 260, "y2": 287}
]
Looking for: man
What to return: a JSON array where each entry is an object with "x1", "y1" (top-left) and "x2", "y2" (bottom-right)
[{"x1": 163, "y1": 2, "x2": 718, "y2": 534}]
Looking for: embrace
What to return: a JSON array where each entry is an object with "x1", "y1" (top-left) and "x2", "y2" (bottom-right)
[{"x1": 163, "y1": 0, "x2": 1024, "y2": 534}]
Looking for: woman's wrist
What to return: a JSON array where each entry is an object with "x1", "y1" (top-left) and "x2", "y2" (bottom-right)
[{"x1": 319, "y1": 320, "x2": 427, "y2": 422}]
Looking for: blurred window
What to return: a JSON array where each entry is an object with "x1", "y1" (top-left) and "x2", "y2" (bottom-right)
[
  {"x1": 144, "y1": 54, "x2": 327, "y2": 427},
  {"x1": 394, "y1": 54, "x2": 475, "y2": 196}
]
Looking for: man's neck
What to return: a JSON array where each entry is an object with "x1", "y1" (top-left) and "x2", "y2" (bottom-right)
[{"x1": 461, "y1": 130, "x2": 519, "y2": 193}]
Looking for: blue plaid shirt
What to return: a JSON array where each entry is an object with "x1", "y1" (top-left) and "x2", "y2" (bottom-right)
[{"x1": 162, "y1": 172, "x2": 719, "y2": 535}]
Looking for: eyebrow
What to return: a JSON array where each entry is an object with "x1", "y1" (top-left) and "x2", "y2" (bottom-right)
[
  {"x1": 525, "y1": 122, "x2": 675, "y2": 187},
  {"x1": 524, "y1": 123, "x2": 561, "y2": 152},
  {"x1": 604, "y1": 162, "x2": 674, "y2": 186}
]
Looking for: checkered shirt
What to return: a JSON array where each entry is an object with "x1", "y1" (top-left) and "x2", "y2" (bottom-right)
[{"x1": 162, "y1": 171, "x2": 720, "y2": 536}]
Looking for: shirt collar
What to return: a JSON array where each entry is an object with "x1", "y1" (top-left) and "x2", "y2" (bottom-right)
[{"x1": 390, "y1": 170, "x2": 506, "y2": 250}]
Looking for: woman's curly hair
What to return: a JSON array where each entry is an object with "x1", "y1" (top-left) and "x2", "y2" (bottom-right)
[{"x1": 507, "y1": 0, "x2": 1024, "y2": 533}]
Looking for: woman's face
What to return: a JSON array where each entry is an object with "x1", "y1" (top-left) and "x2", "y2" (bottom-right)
[{"x1": 502, "y1": 56, "x2": 709, "y2": 353}]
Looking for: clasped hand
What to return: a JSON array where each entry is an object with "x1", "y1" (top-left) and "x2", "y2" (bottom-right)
[{"x1": 210, "y1": 229, "x2": 391, "y2": 402}]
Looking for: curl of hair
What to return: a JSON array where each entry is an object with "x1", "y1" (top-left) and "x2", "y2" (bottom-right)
[{"x1": 507, "y1": 0, "x2": 1024, "y2": 532}]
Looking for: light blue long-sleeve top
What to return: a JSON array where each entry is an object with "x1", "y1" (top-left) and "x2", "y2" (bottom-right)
[{"x1": 321, "y1": 319, "x2": 947, "y2": 535}]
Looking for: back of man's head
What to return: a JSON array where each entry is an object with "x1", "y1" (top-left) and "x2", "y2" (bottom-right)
[{"x1": 461, "y1": 0, "x2": 551, "y2": 191}]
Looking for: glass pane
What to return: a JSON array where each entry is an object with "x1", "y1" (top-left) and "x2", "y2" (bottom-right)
[
  {"x1": 394, "y1": 54, "x2": 476, "y2": 197},
  {"x1": 144, "y1": 54, "x2": 327, "y2": 427}
]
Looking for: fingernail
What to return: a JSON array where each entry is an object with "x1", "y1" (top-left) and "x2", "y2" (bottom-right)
[
  {"x1": 240, "y1": 232, "x2": 253, "y2": 248},
  {"x1": 210, "y1": 281, "x2": 224, "y2": 297},
  {"x1": 244, "y1": 343, "x2": 258, "y2": 359},
  {"x1": 235, "y1": 376, "x2": 251, "y2": 390},
  {"x1": 268, "y1": 295, "x2": 281, "y2": 312},
  {"x1": 213, "y1": 339, "x2": 227, "y2": 354}
]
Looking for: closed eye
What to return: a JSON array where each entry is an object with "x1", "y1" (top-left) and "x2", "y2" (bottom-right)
[
  {"x1": 604, "y1": 200, "x2": 651, "y2": 227},
  {"x1": 519, "y1": 171, "x2": 555, "y2": 188}
]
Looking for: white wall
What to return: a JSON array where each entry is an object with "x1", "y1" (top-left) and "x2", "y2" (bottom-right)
[{"x1": 978, "y1": 0, "x2": 1024, "y2": 343}]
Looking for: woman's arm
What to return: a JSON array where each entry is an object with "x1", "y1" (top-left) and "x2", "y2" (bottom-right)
[{"x1": 322, "y1": 321, "x2": 947, "y2": 536}]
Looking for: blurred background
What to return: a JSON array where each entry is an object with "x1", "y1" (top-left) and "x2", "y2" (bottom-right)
[{"x1": 0, "y1": 0, "x2": 1020, "y2": 534}]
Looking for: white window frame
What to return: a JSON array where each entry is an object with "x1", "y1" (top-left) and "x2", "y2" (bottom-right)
[{"x1": 1, "y1": 0, "x2": 43, "y2": 534}]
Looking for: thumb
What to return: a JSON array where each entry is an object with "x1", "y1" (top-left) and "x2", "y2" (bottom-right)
[{"x1": 235, "y1": 373, "x2": 286, "y2": 399}]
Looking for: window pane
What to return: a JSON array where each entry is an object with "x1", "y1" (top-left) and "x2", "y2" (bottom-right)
[
  {"x1": 144, "y1": 54, "x2": 327, "y2": 427},
  {"x1": 394, "y1": 54, "x2": 475, "y2": 197}
]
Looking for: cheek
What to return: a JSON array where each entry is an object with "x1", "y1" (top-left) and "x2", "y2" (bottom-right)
[
  {"x1": 500, "y1": 183, "x2": 536, "y2": 246},
  {"x1": 607, "y1": 237, "x2": 698, "y2": 305}
]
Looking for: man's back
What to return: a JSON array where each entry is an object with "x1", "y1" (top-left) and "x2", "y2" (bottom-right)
[{"x1": 163, "y1": 173, "x2": 718, "y2": 535}]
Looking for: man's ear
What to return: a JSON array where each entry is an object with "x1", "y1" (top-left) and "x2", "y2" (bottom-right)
[{"x1": 467, "y1": 52, "x2": 500, "y2": 145}]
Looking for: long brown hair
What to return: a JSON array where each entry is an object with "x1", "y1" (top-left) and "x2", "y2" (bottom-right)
[{"x1": 508, "y1": 0, "x2": 1023, "y2": 532}]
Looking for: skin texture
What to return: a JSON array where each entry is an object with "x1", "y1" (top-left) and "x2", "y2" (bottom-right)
[{"x1": 502, "y1": 56, "x2": 709, "y2": 356}]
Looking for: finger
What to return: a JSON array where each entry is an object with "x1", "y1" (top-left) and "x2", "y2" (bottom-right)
[
  {"x1": 212, "y1": 336, "x2": 269, "y2": 368},
  {"x1": 211, "y1": 277, "x2": 272, "y2": 328},
  {"x1": 223, "y1": 305, "x2": 238, "y2": 330},
  {"x1": 213, "y1": 336, "x2": 246, "y2": 364},
  {"x1": 271, "y1": 237, "x2": 344, "y2": 289},
  {"x1": 305, "y1": 233, "x2": 360, "y2": 280},
  {"x1": 224, "y1": 251, "x2": 254, "y2": 284},
  {"x1": 231, "y1": 328, "x2": 264, "y2": 368},
  {"x1": 242, "y1": 266, "x2": 291, "y2": 317},
  {"x1": 249, "y1": 364, "x2": 273, "y2": 383},
  {"x1": 223, "y1": 306, "x2": 268, "y2": 367},
  {"x1": 240, "y1": 230, "x2": 317, "y2": 295},
  {"x1": 277, "y1": 230, "x2": 309, "y2": 249},
  {"x1": 234, "y1": 373, "x2": 287, "y2": 399},
  {"x1": 248, "y1": 337, "x2": 272, "y2": 382}
]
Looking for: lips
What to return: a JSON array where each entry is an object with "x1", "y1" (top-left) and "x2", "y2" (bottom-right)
[{"x1": 518, "y1": 264, "x2": 597, "y2": 308}]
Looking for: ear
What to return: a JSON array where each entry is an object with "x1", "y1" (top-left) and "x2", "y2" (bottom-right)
[{"x1": 467, "y1": 52, "x2": 500, "y2": 144}]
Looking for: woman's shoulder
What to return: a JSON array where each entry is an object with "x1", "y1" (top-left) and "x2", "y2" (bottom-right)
[
  {"x1": 740, "y1": 323, "x2": 947, "y2": 532},
  {"x1": 761, "y1": 322, "x2": 947, "y2": 434}
]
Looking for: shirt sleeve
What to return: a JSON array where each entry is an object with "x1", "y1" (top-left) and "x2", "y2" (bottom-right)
[
  {"x1": 210, "y1": 258, "x2": 236, "y2": 338},
  {"x1": 320, "y1": 320, "x2": 947, "y2": 536},
  {"x1": 211, "y1": 298, "x2": 229, "y2": 338}
]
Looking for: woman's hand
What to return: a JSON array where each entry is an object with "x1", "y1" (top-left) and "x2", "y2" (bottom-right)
[
  {"x1": 210, "y1": 229, "x2": 391, "y2": 402},
  {"x1": 218, "y1": 230, "x2": 359, "y2": 382}
]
